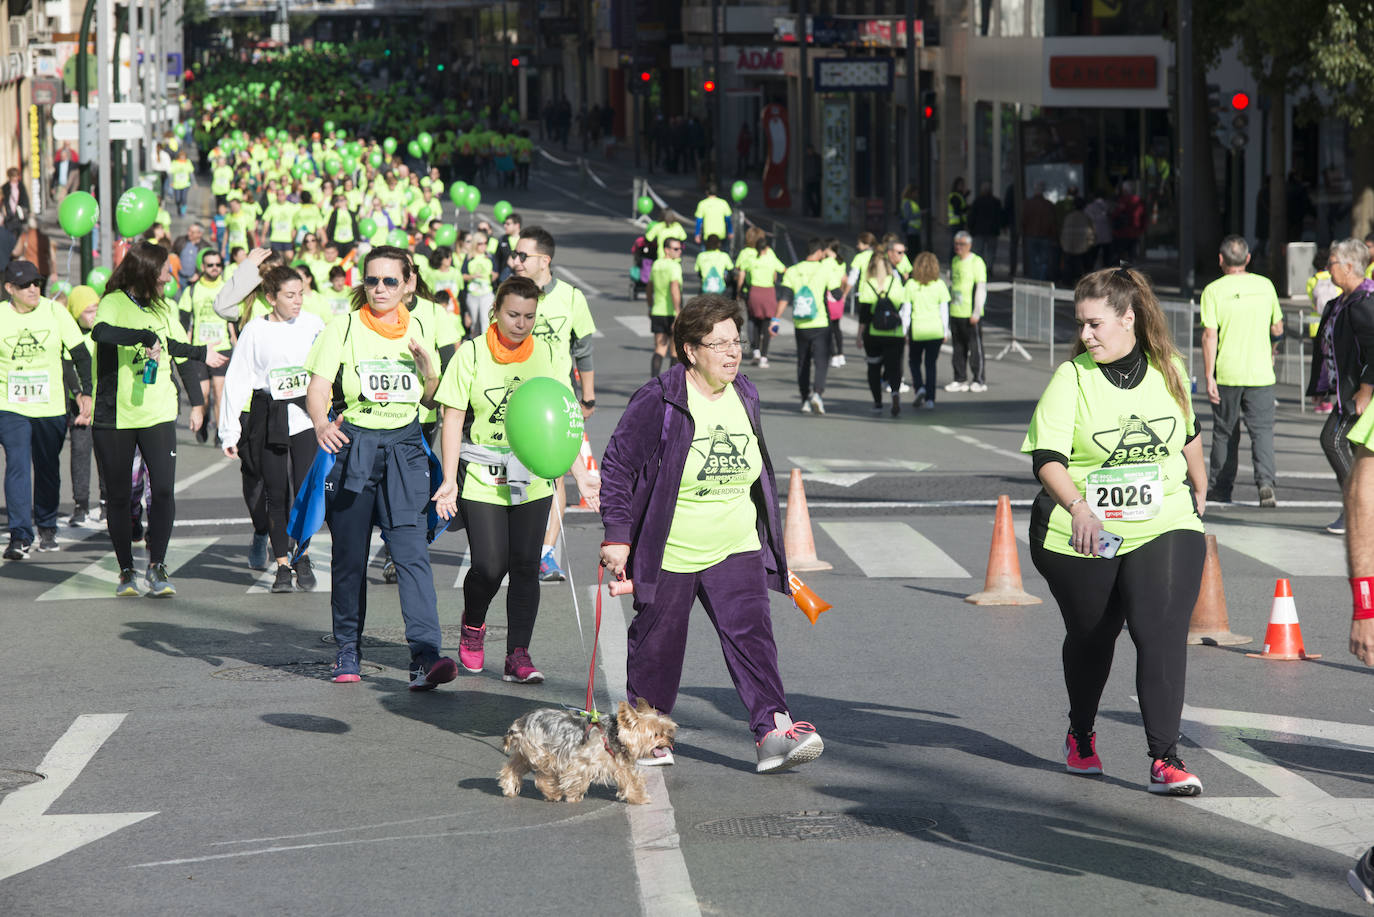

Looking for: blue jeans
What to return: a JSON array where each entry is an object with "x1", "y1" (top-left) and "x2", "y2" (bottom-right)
[
  {"x1": 172, "y1": 186, "x2": 188, "y2": 213},
  {"x1": 0, "y1": 411, "x2": 67, "y2": 541},
  {"x1": 1026, "y1": 238, "x2": 1054, "y2": 281}
]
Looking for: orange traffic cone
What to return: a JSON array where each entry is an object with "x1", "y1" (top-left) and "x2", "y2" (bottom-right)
[
  {"x1": 788, "y1": 570, "x2": 831, "y2": 624},
  {"x1": 1246, "y1": 578, "x2": 1321, "y2": 660},
  {"x1": 784, "y1": 468, "x2": 831, "y2": 571},
  {"x1": 964, "y1": 495, "x2": 1042, "y2": 606},
  {"x1": 578, "y1": 434, "x2": 600, "y2": 509},
  {"x1": 1186, "y1": 534, "x2": 1250, "y2": 646}
]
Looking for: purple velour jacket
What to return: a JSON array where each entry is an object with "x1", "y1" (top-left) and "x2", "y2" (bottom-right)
[{"x1": 599, "y1": 363, "x2": 790, "y2": 604}]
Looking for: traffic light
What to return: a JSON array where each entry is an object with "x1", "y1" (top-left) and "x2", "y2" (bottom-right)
[
  {"x1": 436, "y1": 63, "x2": 445, "y2": 72},
  {"x1": 920, "y1": 90, "x2": 937, "y2": 131},
  {"x1": 1228, "y1": 92, "x2": 1250, "y2": 149},
  {"x1": 640, "y1": 71, "x2": 652, "y2": 84},
  {"x1": 703, "y1": 79, "x2": 716, "y2": 93},
  {"x1": 511, "y1": 56, "x2": 524, "y2": 68}
]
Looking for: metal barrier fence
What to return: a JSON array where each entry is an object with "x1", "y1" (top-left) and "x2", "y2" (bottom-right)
[
  {"x1": 999, "y1": 279, "x2": 1056, "y2": 363},
  {"x1": 1278, "y1": 307, "x2": 1317, "y2": 411},
  {"x1": 1159, "y1": 298, "x2": 1196, "y2": 382}
]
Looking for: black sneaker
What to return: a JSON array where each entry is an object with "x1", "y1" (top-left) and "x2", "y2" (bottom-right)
[
  {"x1": 3, "y1": 536, "x2": 30, "y2": 560},
  {"x1": 115, "y1": 567, "x2": 140, "y2": 597},
  {"x1": 36, "y1": 527, "x2": 59, "y2": 552},
  {"x1": 293, "y1": 555, "x2": 317, "y2": 591},
  {"x1": 382, "y1": 558, "x2": 397, "y2": 584},
  {"x1": 68, "y1": 505, "x2": 88, "y2": 527},
  {"x1": 408, "y1": 656, "x2": 459, "y2": 691},
  {"x1": 1349, "y1": 845, "x2": 1374, "y2": 905},
  {"x1": 270, "y1": 564, "x2": 295, "y2": 593}
]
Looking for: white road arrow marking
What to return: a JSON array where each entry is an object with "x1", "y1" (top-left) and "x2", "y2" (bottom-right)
[
  {"x1": 790, "y1": 456, "x2": 933, "y2": 488},
  {"x1": 1169, "y1": 702, "x2": 1374, "y2": 857},
  {"x1": 0, "y1": 714, "x2": 157, "y2": 881}
]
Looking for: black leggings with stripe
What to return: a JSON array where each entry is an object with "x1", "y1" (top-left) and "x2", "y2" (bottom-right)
[
  {"x1": 92, "y1": 422, "x2": 178, "y2": 569},
  {"x1": 1030, "y1": 528, "x2": 1204, "y2": 760}
]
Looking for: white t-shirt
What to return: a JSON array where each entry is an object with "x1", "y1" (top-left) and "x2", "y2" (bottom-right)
[{"x1": 218, "y1": 311, "x2": 326, "y2": 447}]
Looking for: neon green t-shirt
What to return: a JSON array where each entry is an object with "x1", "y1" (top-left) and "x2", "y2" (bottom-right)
[
  {"x1": 92, "y1": 291, "x2": 192, "y2": 429},
  {"x1": 263, "y1": 202, "x2": 297, "y2": 243},
  {"x1": 411, "y1": 296, "x2": 464, "y2": 423},
  {"x1": 225, "y1": 211, "x2": 254, "y2": 250},
  {"x1": 211, "y1": 165, "x2": 234, "y2": 196},
  {"x1": 432, "y1": 336, "x2": 558, "y2": 505},
  {"x1": 0, "y1": 298, "x2": 86, "y2": 418},
  {"x1": 736, "y1": 248, "x2": 757, "y2": 277},
  {"x1": 295, "y1": 204, "x2": 324, "y2": 234},
  {"x1": 695, "y1": 251, "x2": 735, "y2": 295},
  {"x1": 323, "y1": 287, "x2": 353, "y2": 317},
  {"x1": 949, "y1": 253, "x2": 987, "y2": 319},
  {"x1": 905, "y1": 278, "x2": 950, "y2": 341},
  {"x1": 850, "y1": 249, "x2": 875, "y2": 279},
  {"x1": 178, "y1": 277, "x2": 231, "y2": 352},
  {"x1": 651, "y1": 258, "x2": 683, "y2": 318},
  {"x1": 662, "y1": 383, "x2": 762, "y2": 573},
  {"x1": 1347, "y1": 404, "x2": 1374, "y2": 448},
  {"x1": 529, "y1": 279, "x2": 597, "y2": 385},
  {"x1": 781, "y1": 260, "x2": 832, "y2": 329},
  {"x1": 694, "y1": 196, "x2": 733, "y2": 241},
  {"x1": 427, "y1": 266, "x2": 464, "y2": 302},
  {"x1": 1021, "y1": 352, "x2": 1202, "y2": 557},
  {"x1": 1199, "y1": 272, "x2": 1282, "y2": 387},
  {"x1": 743, "y1": 249, "x2": 785, "y2": 288},
  {"x1": 169, "y1": 159, "x2": 194, "y2": 191},
  {"x1": 303, "y1": 256, "x2": 335, "y2": 293},
  {"x1": 856, "y1": 272, "x2": 909, "y2": 338},
  {"x1": 304, "y1": 310, "x2": 438, "y2": 430},
  {"x1": 646, "y1": 220, "x2": 687, "y2": 251},
  {"x1": 301, "y1": 290, "x2": 334, "y2": 325}
]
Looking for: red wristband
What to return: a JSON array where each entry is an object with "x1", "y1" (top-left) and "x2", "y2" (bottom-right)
[
  {"x1": 1352, "y1": 576, "x2": 1374, "y2": 620},
  {"x1": 600, "y1": 541, "x2": 629, "y2": 548}
]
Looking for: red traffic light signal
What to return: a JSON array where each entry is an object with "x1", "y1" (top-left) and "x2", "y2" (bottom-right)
[
  {"x1": 1231, "y1": 91, "x2": 1250, "y2": 111},
  {"x1": 923, "y1": 104, "x2": 934, "y2": 118},
  {"x1": 703, "y1": 79, "x2": 716, "y2": 92},
  {"x1": 510, "y1": 57, "x2": 522, "y2": 67},
  {"x1": 639, "y1": 71, "x2": 652, "y2": 83}
]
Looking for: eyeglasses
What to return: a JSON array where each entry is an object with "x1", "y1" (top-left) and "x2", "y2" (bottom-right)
[
  {"x1": 697, "y1": 338, "x2": 745, "y2": 353},
  {"x1": 9, "y1": 279, "x2": 39, "y2": 289},
  {"x1": 509, "y1": 251, "x2": 543, "y2": 263},
  {"x1": 363, "y1": 276, "x2": 402, "y2": 289},
  {"x1": 203, "y1": 261, "x2": 223, "y2": 269}
]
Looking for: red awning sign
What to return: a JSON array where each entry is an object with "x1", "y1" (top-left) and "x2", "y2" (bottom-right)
[{"x1": 1048, "y1": 55, "x2": 1157, "y2": 90}]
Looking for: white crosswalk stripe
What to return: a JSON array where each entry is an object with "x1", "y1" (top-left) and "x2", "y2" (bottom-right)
[
  {"x1": 37, "y1": 537, "x2": 220, "y2": 601},
  {"x1": 616, "y1": 315, "x2": 652, "y2": 337},
  {"x1": 245, "y1": 532, "x2": 385, "y2": 594},
  {"x1": 1200, "y1": 521, "x2": 1346, "y2": 578},
  {"x1": 819, "y1": 521, "x2": 971, "y2": 578}
]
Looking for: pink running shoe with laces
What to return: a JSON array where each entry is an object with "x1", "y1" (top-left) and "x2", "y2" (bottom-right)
[
  {"x1": 1064, "y1": 730, "x2": 1103, "y2": 775},
  {"x1": 503, "y1": 647, "x2": 544, "y2": 684},
  {"x1": 459, "y1": 622, "x2": 486, "y2": 673},
  {"x1": 1149, "y1": 755, "x2": 1203, "y2": 796}
]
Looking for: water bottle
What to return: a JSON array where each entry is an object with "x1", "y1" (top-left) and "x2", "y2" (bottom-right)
[{"x1": 142, "y1": 358, "x2": 158, "y2": 385}]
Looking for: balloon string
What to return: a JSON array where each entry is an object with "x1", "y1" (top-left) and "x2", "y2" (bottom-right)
[{"x1": 64, "y1": 239, "x2": 75, "y2": 284}]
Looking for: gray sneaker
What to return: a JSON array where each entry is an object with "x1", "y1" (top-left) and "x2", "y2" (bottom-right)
[
  {"x1": 755, "y1": 712, "x2": 824, "y2": 774},
  {"x1": 36, "y1": 527, "x2": 59, "y2": 552},
  {"x1": 145, "y1": 563, "x2": 176, "y2": 597},
  {"x1": 1258, "y1": 485, "x2": 1277, "y2": 508}
]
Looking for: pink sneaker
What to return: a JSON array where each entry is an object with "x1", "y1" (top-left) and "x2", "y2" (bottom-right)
[
  {"x1": 503, "y1": 647, "x2": 544, "y2": 684},
  {"x1": 459, "y1": 622, "x2": 486, "y2": 673},
  {"x1": 1064, "y1": 730, "x2": 1103, "y2": 775},
  {"x1": 1149, "y1": 755, "x2": 1203, "y2": 796}
]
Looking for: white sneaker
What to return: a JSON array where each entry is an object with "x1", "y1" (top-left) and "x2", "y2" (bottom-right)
[
  {"x1": 757, "y1": 356, "x2": 769, "y2": 368},
  {"x1": 809, "y1": 392, "x2": 825, "y2": 415},
  {"x1": 752, "y1": 349, "x2": 761, "y2": 362},
  {"x1": 944, "y1": 381, "x2": 970, "y2": 393},
  {"x1": 800, "y1": 397, "x2": 812, "y2": 414},
  {"x1": 970, "y1": 382, "x2": 988, "y2": 393},
  {"x1": 829, "y1": 355, "x2": 841, "y2": 368},
  {"x1": 899, "y1": 381, "x2": 911, "y2": 393},
  {"x1": 838, "y1": 354, "x2": 846, "y2": 366}
]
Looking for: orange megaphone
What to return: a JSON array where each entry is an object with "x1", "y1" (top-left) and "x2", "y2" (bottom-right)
[{"x1": 788, "y1": 570, "x2": 831, "y2": 624}]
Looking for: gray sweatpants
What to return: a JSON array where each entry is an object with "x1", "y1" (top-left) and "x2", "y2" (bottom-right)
[{"x1": 1208, "y1": 384, "x2": 1276, "y2": 496}]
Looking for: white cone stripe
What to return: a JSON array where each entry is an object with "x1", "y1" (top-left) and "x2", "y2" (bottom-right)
[{"x1": 1267, "y1": 595, "x2": 1300, "y2": 625}]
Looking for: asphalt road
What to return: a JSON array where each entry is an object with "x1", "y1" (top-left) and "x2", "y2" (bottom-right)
[{"x1": 1, "y1": 161, "x2": 1370, "y2": 916}]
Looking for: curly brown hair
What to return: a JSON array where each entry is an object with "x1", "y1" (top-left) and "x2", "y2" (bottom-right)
[{"x1": 674, "y1": 294, "x2": 743, "y2": 363}]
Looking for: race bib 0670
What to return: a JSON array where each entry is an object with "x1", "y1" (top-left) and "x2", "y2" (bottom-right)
[{"x1": 356, "y1": 359, "x2": 420, "y2": 403}]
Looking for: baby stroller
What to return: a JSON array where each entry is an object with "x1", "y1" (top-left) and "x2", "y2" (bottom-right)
[{"x1": 629, "y1": 234, "x2": 654, "y2": 300}]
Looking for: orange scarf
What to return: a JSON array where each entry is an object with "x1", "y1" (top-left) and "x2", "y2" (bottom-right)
[
  {"x1": 359, "y1": 302, "x2": 411, "y2": 339},
  {"x1": 487, "y1": 324, "x2": 534, "y2": 364}
]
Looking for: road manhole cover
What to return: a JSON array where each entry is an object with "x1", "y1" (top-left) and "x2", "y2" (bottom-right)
[
  {"x1": 321, "y1": 625, "x2": 504, "y2": 647},
  {"x1": 0, "y1": 769, "x2": 44, "y2": 793},
  {"x1": 211, "y1": 661, "x2": 386, "y2": 681},
  {"x1": 695, "y1": 811, "x2": 935, "y2": 841}
]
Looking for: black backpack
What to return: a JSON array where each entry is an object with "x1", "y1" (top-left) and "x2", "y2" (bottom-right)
[{"x1": 869, "y1": 277, "x2": 902, "y2": 332}]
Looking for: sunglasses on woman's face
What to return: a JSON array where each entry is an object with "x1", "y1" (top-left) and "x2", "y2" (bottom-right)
[
  {"x1": 11, "y1": 279, "x2": 39, "y2": 289},
  {"x1": 363, "y1": 276, "x2": 402, "y2": 289}
]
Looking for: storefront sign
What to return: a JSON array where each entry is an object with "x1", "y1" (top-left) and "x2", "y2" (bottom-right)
[
  {"x1": 671, "y1": 44, "x2": 704, "y2": 69},
  {"x1": 735, "y1": 46, "x2": 784, "y2": 76},
  {"x1": 1048, "y1": 55, "x2": 1157, "y2": 89},
  {"x1": 774, "y1": 16, "x2": 922, "y2": 48},
  {"x1": 821, "y1": 100, "x2": 849, "y2": 224},
  {"x1": 813, "y1": 58, "x2": 894, "y2": 93}
]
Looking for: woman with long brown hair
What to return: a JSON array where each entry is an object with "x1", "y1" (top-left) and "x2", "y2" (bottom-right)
[{"x1": 1021, "y1": 267, "x2": 1208, "y2": 796}]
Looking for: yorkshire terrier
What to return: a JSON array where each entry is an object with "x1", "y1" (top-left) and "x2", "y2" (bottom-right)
[{"x1": 498, "y1": 699, "x2": 677, "y2": 805}]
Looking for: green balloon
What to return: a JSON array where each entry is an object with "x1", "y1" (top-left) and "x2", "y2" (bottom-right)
[
  {"x1": 85, "y1": 266, "x2": 111, "y2": 296},
  {"x1": 505, "y1": 377, "x2": 585, "y2": 480},
  {"x1": 58, "y1": 191, "x2": 98, "y2": 238},
  {"x1": 463, "y1": 186, "x2": 481, "y2": 213},
  {"x1": 326, "y1": 157, "x2": 344, "y2": 177},
  {"x1": 162, "y1": 279, "x2": 180, "y2": 300},
  {"x1": 417, "y1": 131, "x2": 434, "y2": 153},
  {"x1": 115, "y1": 187, "x2": 158, "y2": 237},
  {"x1": 407, "y1": 140, "x2": 423, "y2": 159},
  {"x1": 358, "y1": 217, "x2": 378, "y2": 238},
  {"x1": 434, "y1": 224, "x2": 458, "y2": 248},
  {"x1": 449, "y1": 182, "x2": 467, "y2": 204},
  {"x1": 383, "y1": 137, "x2": 398, "y2": 155},
  {"x1": 387, "y1": 228, "x2": 409, "y2": 248},
  {"x1": 335, "y1": 129, "x2": 347, "y2": 140},
  {"x1": 637, "y1": 195, "x2": 653, "y2": 215},
  {"x1": 323, "y1": 120, "x2": 335, "y2": 133},
  {"x1": 731, "y1": 180, "x2": 748, "y2": 203},
  {"x1": 264, "y1": 126, "x2": 277, "y2": 140},
  {"x1": 417, "y1": 205, "x2": 433, "y2": 224},
  {"x1": 492, "y1": 200, "x2": 512, "y2": 223},
  {"x1": 369, "y1": 150, "x2": 384, "y2": 168},
  {"x1": 405, "y1": 188, "x2": 417, "y2": 205}
]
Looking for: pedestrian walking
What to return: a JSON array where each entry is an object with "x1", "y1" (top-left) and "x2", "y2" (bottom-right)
[
  {"x1": 1201, "y1": 235, "x2": 1284, "y2": 506},
  {"x1": 855, "y1": 244, "x2": 909, "y2": 416},
  {"x1": 779, "y1": 239, "x2": 834, "y2": 414},
  {"x1": 905, "y1": 252, "x2": 950, "y2": 410},
  {"x1": 1021, "y1": 266, "x2": 1207, "y2": 796},
  {"x1": 740, "y1": 232, "x2": 784, "y2": 369}
]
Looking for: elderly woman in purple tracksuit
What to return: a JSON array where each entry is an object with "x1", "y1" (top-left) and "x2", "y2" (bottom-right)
[{"x1": 598, "y1": 294, "x2": 824, "y2": 775}]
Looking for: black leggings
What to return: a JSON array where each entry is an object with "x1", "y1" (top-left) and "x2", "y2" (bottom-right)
[
  {"x1": 747, "y1": 316, "x2": 772, "y2": 358},
  {"x1": 92, "y1": 422, "x2": 178, "y2": 569},
  {"x1": 863, "y1": 333, "x2": 905, "y2": 404},
  {"x1": 1030, "y1": 528, "x2": 1204, "y2": 759},
  {"x1": 460, "y1": 494, "x2": 552, "y2": 652},
  {"x1": 262, "y1": 430, "x2": 317, "y2": 558},
  {"x1": 1322, "y1": 409, "x2": 1357, "y2": 488}
]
